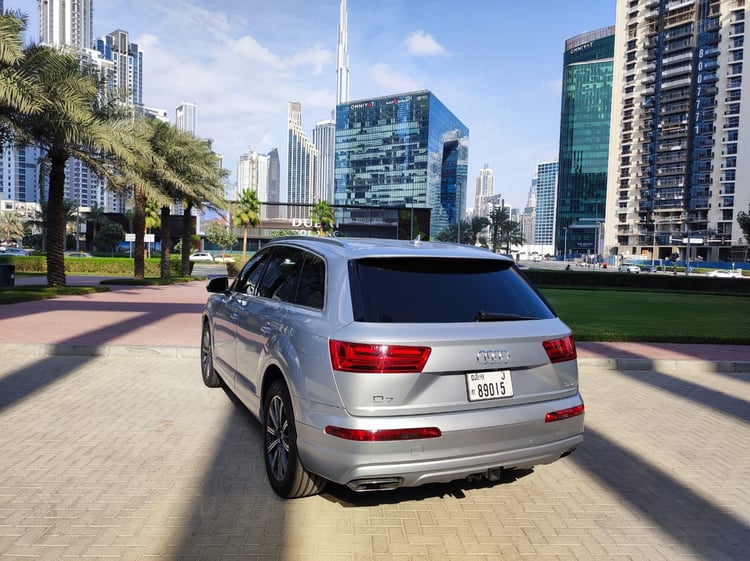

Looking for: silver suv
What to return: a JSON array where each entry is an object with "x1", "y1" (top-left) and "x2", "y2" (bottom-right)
[{"x1": 201, "y1": 237, "x2": 584, "y2": 498}]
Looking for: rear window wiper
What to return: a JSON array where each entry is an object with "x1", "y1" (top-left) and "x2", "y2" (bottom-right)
[{"x1": 475, "y1": 310, "x2": 536, "y2": 322}]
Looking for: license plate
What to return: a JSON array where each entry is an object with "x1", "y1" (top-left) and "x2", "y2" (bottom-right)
[{"x1": 466, "y1": 370, "x2": 513, "y2": 402}]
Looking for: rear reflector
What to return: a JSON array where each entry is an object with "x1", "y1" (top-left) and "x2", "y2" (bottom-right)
[
  {"x1": 324, "y1": 426, "x2": 442, "y2": 441},
  {"x1": 329, "y1": 340, "x2": 431, "y2": 373},
  {"x1": 543, "y1": 336, "x2": 577, "y2": 363},
  {"x1": 545, "y1": 404, "x2": 585, "y2": 423}
]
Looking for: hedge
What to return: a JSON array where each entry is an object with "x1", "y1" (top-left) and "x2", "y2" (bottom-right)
[{"x1": 0, "y1": 255, "x2": 183, "y2": 277}]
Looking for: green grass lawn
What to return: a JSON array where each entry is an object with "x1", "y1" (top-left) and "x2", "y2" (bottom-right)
[{"x1": 541, "y1": 288, "x2": 750, "y2": 344}]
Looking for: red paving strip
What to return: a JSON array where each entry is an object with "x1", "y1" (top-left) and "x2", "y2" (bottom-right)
[{"x1": 1, "y1": 278, "x2": 749, "y2": 365}]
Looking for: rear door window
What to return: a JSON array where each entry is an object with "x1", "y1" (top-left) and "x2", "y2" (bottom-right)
[
  {"x1": 349, "y1": 257, "x2": 555, "y2": 323},
  {"x1": 257, "y1": 246, "x2": 305, "y2": 302}
]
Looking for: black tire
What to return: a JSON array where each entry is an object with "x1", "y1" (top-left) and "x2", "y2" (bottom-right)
[
  {"x1": 201, "y1": 322, "x2": 222, "y2": 388},
  {"x1": 263, "y1": 379, "x2": 327, "y2": 498}
]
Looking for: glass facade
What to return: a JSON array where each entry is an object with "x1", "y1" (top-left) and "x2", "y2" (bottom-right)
[
  {"x1": 534, "y1": 160, "x2": 559, "y2": 246},
  {"x1": 556, "y1": 28, "x2": 614, "y2": 257},
  {"x1": 335, "y1": 91, "x2": 468, "y2": 239}
]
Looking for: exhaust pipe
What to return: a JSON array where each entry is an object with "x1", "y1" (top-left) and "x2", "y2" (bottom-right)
[{"x1": 347, "y1": 477, "x2": 403, "y2": 492}]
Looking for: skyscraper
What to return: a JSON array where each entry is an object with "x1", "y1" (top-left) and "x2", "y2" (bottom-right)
[
  {"x1": 39, "y1": 0, "x2": 94, "y2": 49},
  {"x1": 474, "y1": 164, "x2": 494, "y2": 218},
  {"x1": 287, "y1": 102, "x2": 319, "y2": 212},
  {"x1": 335, "y1": 91, "x2": 469, "y2": 239},
  {"x1": 533, "y1": 159, "x2": 559, "y2": 248},
  {"x1": 176, "y1": 102, "x2": 197, "y2": 136},
  {"x1": 313, "y1": 117, "x2": 336, "y2": 203},
  {"x1": 336, "y1": 0, "x2": 350, "y2": 105},
  {"x1": 556, "y1": 27, "x2": 614, "y2": 258},
  {"x1": 605, "y1": 0, "x2": 749, "y2": 262},
  {"x1": 266, "y1": 148, "x2": 281, "y2": 218},
  {"x1": 236, "y1": 150, "x2": 270, "y2": 217},
  {"x1": 95, "y1": 29, "x2": 143, "y2": 107}
]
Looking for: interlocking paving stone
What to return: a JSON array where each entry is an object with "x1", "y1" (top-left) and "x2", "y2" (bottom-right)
[{"x1": 0, "y1": 353, "x2": 747, "y2": 560}]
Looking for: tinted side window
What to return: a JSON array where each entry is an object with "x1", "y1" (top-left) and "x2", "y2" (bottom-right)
[
  {"x1": 232, "y1": 249, "x2": 273, "y2": 295},
  {"x1": 294, "y1": 253, "x2": 325, "y2": 309},
  {"x1": 349, "y1": 258, "x2": 555, "y2": 323},
  {"x1": 257, "y1": 246, "x2": 305, "y2": 302}
]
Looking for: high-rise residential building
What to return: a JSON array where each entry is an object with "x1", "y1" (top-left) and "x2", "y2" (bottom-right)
[
  {"x1": 533, "y1": 159, "x2": 559, "y2": 247},
  {"x1": 605, "y1": 0, "x2": 749, "y2": 262},
  {"x1": 335, "y1": 90, "x2": 469, "y2": 239},
  {"x1": 474, "y1": 164, "x2": 494, "y2": 217},
  {"x1": 313, "y1": 117, "x2": 336, "y2": 203},
  {"x1": 95, "y1": 29, "x2": 143, "y2": 107},
  {"x1": 39, "y1": 0, "x2": 94, "y2": 49},
  {"x1": 556, "y1": 27, "x2": 614, "y2": 258},
  {"x1": 176, "y1": 102, "x2": 197, "y2": 136},
  {"x1": 287, "y1": 102, "x2": 319, "y2": 213},
  {"x1": 236, "y1": 150, "x2": 270, "y2": 216},
  {"x1": 336, "y1": 0, "x2": 350, "y2": 105}
]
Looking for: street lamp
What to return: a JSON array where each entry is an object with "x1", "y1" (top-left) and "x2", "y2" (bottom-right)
[{"x1": 563, "y1": 227, "x2": 568, "y2": 260}]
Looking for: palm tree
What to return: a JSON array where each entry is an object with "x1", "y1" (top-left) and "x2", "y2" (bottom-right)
[
  {"x1": 233, "y1": 189, "x2": 261, "y2": 262},
  {"x1": 436, "y1": 220, "x2": 473, "y2": 244},
  {"x1": 24, "y1": 199, "x2": 77, "y2": 252},
  {"x1": 469, "y1": 215, "x2": 491, "y2": 247},
  {"x1": 489, "y1": 206, "x2": 525, "y2": 254},
  {"x1": 6, "y1": 44, "x2": 149, "y2": 286},
  {"x1": 84, "y1": 203, "x2": 107, "y2": 252},
  {"x1": 0, "y1": 210, "x2": 26, "y2": 245},
  {"x1": 0, "y1": 12, "x2": 42, "y2": 139},
  {"x1": 310, "y1": 199, "x2": 335, "y2": 236}
]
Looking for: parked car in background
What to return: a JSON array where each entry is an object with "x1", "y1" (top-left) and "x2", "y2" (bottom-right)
[
  {"x1": 618, "y1": 264, "x2": 641, "y2": 274},
  {"x1": 64, "y1": 251, "x2": 92, "y2": 258},
  {"x1": 201, "y1": 237, "x2": 584, "y2": 499},
  {"x1": 706, "y1": 269, "x2": 743, "y2": 278},
  {"x1": 189, "y1": 252, "x2": 214, "y2": 262},
  {"x1": 213, "y1": 253, "x2": 236, "y2": 263},
  {"x1": 0, "y1": 247, "x2": 29, "y2": 256}
]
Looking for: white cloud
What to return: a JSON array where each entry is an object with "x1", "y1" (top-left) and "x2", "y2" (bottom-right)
[
  {"x1": 369, "y1": 63, "x2": 422, "y2": 94},
  {"x1": 405, "y1": 31, "x2": 447, "y2": 56}
]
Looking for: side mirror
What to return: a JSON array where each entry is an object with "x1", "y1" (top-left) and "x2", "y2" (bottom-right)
[{"x1": 206, "y1": 276, "x2": 229, "y2": 293}]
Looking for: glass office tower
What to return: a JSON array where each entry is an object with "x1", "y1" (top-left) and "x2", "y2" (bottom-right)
[
  {"x1": 556, "y1": 27, "x2": 615, "y2": 258},
  {"x1": 335, "y1": 91, "x2": 468, "y2": 239}
]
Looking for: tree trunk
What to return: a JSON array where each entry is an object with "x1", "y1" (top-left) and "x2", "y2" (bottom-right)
[
  {"x1": 45, "y1": 151, "x2": 68, "y2": 287},
  {"x1": 160, "y1": 205, "x2": 171, "y2": 279},
  {"x1": 133, "y1": 188, "x2": 147, "y2": 280},
  {"x1": 181, "y1": 202, "x2": 193, "y2": 277},
  {"x1": 242, "y1": 225, "x2": 248, "y2": 262}
]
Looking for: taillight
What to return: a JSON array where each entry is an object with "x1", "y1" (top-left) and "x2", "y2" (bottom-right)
[
  {"x1": 329, "y1": 340, "x2": 431, "y2": 373},
  {"x1": 543, "y1": 335, "x2": 577, "y2": 363},
  {"x1": 324, "y1": 426, "x2": 441, "y2": 441},
  {"x1": 545, "y1": 404, "x2": 585, "y2": 423}
]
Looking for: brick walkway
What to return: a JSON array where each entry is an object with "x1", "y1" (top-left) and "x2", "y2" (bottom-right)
[
  {"x1": 1, "y1": 278, "x2": 749, "y2": 559},
  {"x1": 0, "y1": 353, "x2": 747, "y2": 560}
]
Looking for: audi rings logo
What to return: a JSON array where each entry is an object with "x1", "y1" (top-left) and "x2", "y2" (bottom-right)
[{"x1": 476, "y1": 350, "x2": 511, "y2": 365}]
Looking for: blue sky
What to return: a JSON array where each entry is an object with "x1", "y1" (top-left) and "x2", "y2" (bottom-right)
[{"x1": 10, "y1": 0, "x2": 616, "y2": 210}]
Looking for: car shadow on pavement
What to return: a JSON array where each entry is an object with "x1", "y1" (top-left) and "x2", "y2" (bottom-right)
[
  {"x1": 608, "y1": 369, "x2": 750, "y2": 424},
  {"x1": 571, "y1": 427, "x2": 749, "y2": 561}
]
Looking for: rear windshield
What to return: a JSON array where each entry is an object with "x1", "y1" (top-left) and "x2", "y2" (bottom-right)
[{"x1": 349, "y1": 257, "x2": 555, "y2": 323}]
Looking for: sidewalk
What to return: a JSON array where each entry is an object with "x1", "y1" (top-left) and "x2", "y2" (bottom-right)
[{"x1": 1, "y1": 278, "x2": 749, "y2": 370}]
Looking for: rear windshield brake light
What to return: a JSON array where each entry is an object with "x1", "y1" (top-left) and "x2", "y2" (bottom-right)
[
  {"x1": 329, "y1": 340, "x2": 431, "y2": 373},
  {"x1": 543, "y1": 336, "x2": 577, "y2": 363}
]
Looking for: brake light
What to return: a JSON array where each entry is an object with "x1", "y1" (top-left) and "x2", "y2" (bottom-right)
[
  {"x1": 324, "y1": 426, "x2": 441, "y2": 441},
  {"x1": 543, "y1": 336, "x2": 577, "y2": 363},
  {"x1": 329, "y1": 340, "x2": 431, "y2": 373},
  {"x1": 545, "y1": 404, "x2": 585, "y2": 423}
]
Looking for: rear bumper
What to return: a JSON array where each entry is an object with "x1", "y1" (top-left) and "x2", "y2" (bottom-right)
[{"x1": 296, "y1": 394, "x2": 584, "y2": 490}]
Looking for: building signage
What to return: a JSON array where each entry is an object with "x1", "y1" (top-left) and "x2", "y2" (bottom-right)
[{"x1": 569, "y1": 41, "x2": 593, "y2": 54}]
